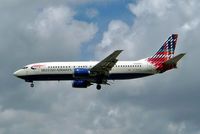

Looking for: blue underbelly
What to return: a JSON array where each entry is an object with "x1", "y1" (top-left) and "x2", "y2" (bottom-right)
[
  {"x1": 108, "y1": 73, "x2": 152, "y2": 79},
  {"x1": 19, "y1": 73, "x2": 153, "y2": 81}
]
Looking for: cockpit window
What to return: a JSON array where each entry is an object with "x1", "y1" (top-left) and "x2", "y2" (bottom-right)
[{"x1": 22, "y1": 67, "x2": 28, "y2": 69}]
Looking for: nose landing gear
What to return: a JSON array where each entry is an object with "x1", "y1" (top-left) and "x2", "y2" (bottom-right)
[{"x1": 25, "y1": 79, "x2": 34, "y2": 88}]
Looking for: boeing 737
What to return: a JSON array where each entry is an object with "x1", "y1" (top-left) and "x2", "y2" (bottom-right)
[{"x1": 14, "y1": 34, "x2": 185, "y2": 90}]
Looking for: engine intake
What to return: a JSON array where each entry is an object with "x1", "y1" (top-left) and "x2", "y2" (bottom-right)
[{"x1": 72, "y1": 80, "x2": 91, "y2": 88}]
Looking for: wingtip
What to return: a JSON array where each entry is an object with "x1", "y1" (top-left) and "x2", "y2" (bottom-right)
[{"x1": 116, "y1": 50, "x2": 123, "y2": 52}]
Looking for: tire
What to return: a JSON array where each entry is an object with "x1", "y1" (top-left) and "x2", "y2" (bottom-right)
[{"x1": 96, "y1": 84, "x2": 101, "y2": 90}]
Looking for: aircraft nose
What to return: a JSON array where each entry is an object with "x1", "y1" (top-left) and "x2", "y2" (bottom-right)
[{"x1": 13, "y1": 70, "x2": 21, "y2": 77}]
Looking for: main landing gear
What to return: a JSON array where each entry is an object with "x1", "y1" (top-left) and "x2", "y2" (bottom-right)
[{"x1": 96, "y1": 84, "x2": 101, "y2": 90}]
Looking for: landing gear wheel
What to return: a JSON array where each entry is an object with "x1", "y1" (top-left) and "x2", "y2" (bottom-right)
[
  {"x1": 96, "y1": 84, "x2": 101, "y2": 90},
  {"x1": 30, "y1": 83, "x2": 34, "y2": 88}
]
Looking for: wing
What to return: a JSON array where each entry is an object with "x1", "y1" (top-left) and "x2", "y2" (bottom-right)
[{"x1": 90, "y1": 50, "x2": 123, "y2": 77}]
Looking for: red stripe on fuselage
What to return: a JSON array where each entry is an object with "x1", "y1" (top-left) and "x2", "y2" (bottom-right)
[{"x1": 32, "y1": 65, "x2": 45, "y2": 67}]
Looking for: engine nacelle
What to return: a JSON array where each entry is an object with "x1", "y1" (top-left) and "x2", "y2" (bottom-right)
[
  {"x1": 73, "y1": 68, "x2": 89, "y2": 78},
  {"x1": 72, "y1": 80, "x2": 91, "y2": 88}
]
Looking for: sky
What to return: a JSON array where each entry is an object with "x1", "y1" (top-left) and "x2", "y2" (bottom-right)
[{"x1": 0, "y1": 0, "x2": 200, "y2": 134}]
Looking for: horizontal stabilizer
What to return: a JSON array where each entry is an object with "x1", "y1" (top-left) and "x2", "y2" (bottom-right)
[{"x1": 163, "y1": 53, "x2": 186, "y2": 66}]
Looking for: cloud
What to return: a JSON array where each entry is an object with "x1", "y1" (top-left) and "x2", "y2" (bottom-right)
[
  {"x1": 86, "y1": 8, "x2": 99, "y2": 19},
  {"x1": 95, "y1": 20, "x2": 138, "y2": 60},
  {"x1": 129, "y1": 0, "x2": 172, "y2": 17},
  {"x1": 181, "y1": 19, "x2": 200, "y2": 32},
  {"x1": 26, "y1": 6, "x2": 98, "y2": 60}
]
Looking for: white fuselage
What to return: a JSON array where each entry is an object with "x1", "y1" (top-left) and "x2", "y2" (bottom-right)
[{"x1": 13, "y1": 59, "x2": 157, "y2": 82}]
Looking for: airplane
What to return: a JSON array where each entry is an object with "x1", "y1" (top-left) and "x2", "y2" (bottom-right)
[{"x1": 13, "y1": 34, "x2": 185, "y2": 90}]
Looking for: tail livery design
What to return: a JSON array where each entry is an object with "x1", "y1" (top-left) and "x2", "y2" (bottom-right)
[{"x1": 147, "y1": 34, "x2": 185, "y2": 72}]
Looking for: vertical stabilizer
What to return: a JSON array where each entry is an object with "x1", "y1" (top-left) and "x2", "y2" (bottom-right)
[{"x1": 147, "y1": 34, "x2": 179, "y2": 72}]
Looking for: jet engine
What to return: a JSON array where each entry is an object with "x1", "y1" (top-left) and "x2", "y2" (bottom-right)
[
  {"x1": 73, "y1": 68, "x2": 90, "y2": 78},
  {"x1": 72, "y1": 80, "x2": 92, "y2": 88}
]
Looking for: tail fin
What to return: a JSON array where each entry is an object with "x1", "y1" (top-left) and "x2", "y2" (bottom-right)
[{"x1": 147, "y1": 34, "x2": 179, "y2": 72}]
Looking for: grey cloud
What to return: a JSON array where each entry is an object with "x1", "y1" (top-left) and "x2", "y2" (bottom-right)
[{"x1": 26, "y1": 6, "x2": 98, "y2": 61}]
